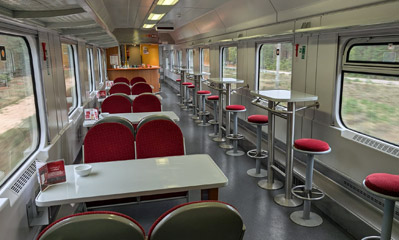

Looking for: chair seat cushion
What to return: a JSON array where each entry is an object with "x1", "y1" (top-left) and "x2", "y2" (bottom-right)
[
  {"x1": 182, "y1": 82, "x2": 192, "y2": 85},
  {"x1": 248, "y1": 115, "x2": 268, "y2": 123},
  {"x1": 365, "y1": 173, "x2": 399, "y2": 197},
  {"x1": 226, "y1": 105, "x2": 246, "y2": 111},
  {"x1": 176, "y1": 79, "x2": 181, "y2": 82},
  {"x1": 197, "y1": 90, "x2": 211, "y2": 94},
  {"x1": 207, "y1": 95, "x2": 219, "y2": 100},
  {"x1": 187, "y1": 85, "x2": 195, "y2": 88},
  {"x1": 294, "y1": 138, "x2": 330, "y2": 152}
]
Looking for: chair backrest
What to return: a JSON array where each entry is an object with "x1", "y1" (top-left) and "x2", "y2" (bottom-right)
[
  {"x1": 96, "y1": 116, "x2": 135, "y2": 136},
  {"x1": 102, "y1": 94, "x2": 132, "y2": 114},
  {"x1": 37, "y1": 211, "x2": 145, "y2": 240},
  {"x1": 131, "y1": 82, "x2": 152, "y2": 95},
  {"x1": 130, "y1": 77, "x2": 146, "y2": 85},
  {"x1": 135, "y1": 116, "x2": 184, "y2": 159},
  {"x1": 148, "y1": 201, "x2": 245, "y2": 240},
  {"x1": 132, "y1": 93, "x2": 161, "y2": 113},
  {"x1": 114, "y1": 77, "x2": 130, "y2": 85},
  {"x1": 84, "y1": 122, "x2": 135, "y2": 163},
  {"x1": 109, "y1": 83, "x2": 131, "y2": 95}
]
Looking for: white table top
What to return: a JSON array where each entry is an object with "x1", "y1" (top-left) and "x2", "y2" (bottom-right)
[
  {"x1": 187, "y1": 72, "x2": 211, "y2": 76},
  {"x1": 35, "y1": 154, "x2": 228, "y2": 207},
  {"x1": 83, "y1": 111, "x2": 179, "y2": 128},
  {"x1": 208, "y1": 77, "x2": 244, "y2": 84},
  {"x1": 98, "y1": 94, "x2": 162, "y2": 103},
  {"x1": 251, "y1": 90, "x2": 318, "y2": 102}
]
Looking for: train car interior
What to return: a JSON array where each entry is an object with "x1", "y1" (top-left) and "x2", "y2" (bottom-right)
[{"x1": 0, "y1": 0, "x2": 398, "y2": 239}]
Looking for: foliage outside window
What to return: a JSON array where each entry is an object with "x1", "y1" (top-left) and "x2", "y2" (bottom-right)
[
  {"x1": 0, "y1": 34, "x2": 39, "y2": 185},
  {"x1": 61, "y1": 44, "x2": 78, "y2": 114},
  {"x1": 187, "y1": 49, "x2": 194, "y2": 73},
  {"x1": 258, "y1": 42, "x2": 292, "y2": 90},
  {"x1": 222, "y1": 46, "x2": 237, "y2": 78},
  {"x1": 201, "y1": 48, "x2": 210, "y2": 80},
  {"x1": 341, "y1": 41, "x2": 399, "y2": 145}
]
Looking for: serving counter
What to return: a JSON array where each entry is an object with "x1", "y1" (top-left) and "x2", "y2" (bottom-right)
[{"x1": 107, "y1": 67, "x2": 160, "y2": 92}]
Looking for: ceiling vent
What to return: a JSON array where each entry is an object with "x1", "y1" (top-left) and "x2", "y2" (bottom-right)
[{"x1": 156, "y1": 26, "x2": 174, "y2": 32}]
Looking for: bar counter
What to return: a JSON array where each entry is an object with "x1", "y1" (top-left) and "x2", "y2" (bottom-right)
[{"x1": 107, "y1": 67, "x2": 160, "y2": 92}]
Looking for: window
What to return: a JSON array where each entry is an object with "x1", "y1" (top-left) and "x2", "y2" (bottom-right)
[
  {"x1": 170, "y1": 51, "x2": 174, "y2": 69},
  {"x1": 0, "y1": 34, "x2": 39, "y2": 185},
  {"x1": 201, "y1": 48, "x2": 210, "y2": 79},
  {"x1": 187, "y1": 49, "x2": 194, "y2": 73},
  {"x1": 221, "y1": 46, "x2": 237, "y2": 78},
  {"x1": 178, "y1": 50, "x2": 182, "y2": 68},
  {"x1": 258, "y1": 42, "x2": 292, "y2": 90},
  {"x1": 97, "y1": 49, "x2": 103, "y2": 84},
  {"x1": 86, "y1": 48, "x2": 94, "y2": 92},
  {"x1": 340, "y1": 39, "x2": 399, "y2": 145},
  {"x1": 61, "y1": 44, "x2": 78, "y2": 114}
]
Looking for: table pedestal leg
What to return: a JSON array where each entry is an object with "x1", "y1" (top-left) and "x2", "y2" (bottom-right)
[
  {"x1": 219, "y1": 84, "x2": 233, "y2": 149},
  {"x1": 274, "y1": 102, "x2": 302, "y2": 207},
  {"x1": 213, "y1": 84, "x2": 226, "y2": 142},
  {"x1": 192, "y1": 77, "x2": 199, "y2": 120}
]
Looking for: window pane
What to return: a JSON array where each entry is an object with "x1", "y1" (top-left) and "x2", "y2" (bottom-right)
[
  {"x1": 86, "y1": 48, "x2": 94, "y2": 92},
  {"x1": 97, "y1": 49, "x2": 103, "y2": 83},
  {"x1": 201, "y1": 48, "x2": 210, "y2": 80},
  {"x1": 348, "y1": 43, "x2": 399, "y2": 63},
  {"x1": 170, "y1": 51, "x2": 174, "y2": 69},
  {"x1": 341, "y1": 72, "x2": 399, "y2": 145},
  {"x1": 222, "y1": 47, "x2": 237, "y2": 78},
  {"x1": 178, "y1": 50, "x2": 182, "y2": 67},
  {"x1": 0, "y1": 35, "x2": 39, "y2": 185},
  {"x1": 259, "y1": 43, "x2": 292, "y2": 90},
  {"x1": 62, "y1": 44, "x2": 77, "y2": 114},
  {"x1": 188, "y1": 49, "x2": 194, "y2": 73}
]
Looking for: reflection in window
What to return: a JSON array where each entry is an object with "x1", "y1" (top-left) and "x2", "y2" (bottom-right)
[
  {"x1": 0, "y1": 35, "x2": 39, "y2": 185},
  {"x1": 222, "y1": 46, "x2": 237, "y2": 78},
  {"x1": 201, "y1": 48, "x2": 210, "y2": 80},
  {"x1": 61, "y1": 44, "x2": 78, "y2": 114},
  {"x1": 258, "y1": 43, "x2": 292, "y2": 90}
]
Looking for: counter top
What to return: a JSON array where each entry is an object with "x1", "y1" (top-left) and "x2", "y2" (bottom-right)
[
  {"x1": 107, "y1": 67, "x2": 160, "y2": 71},
  {"x1": 208, "y1": 77, "x2": 244, "y2": 84},
  {"x1": 251, "y1": 90, "x2": 318, "y2": 102}
]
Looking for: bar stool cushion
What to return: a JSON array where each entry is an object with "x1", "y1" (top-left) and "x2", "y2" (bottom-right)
[
  {"x1": 182, "y1": 82, "x2": 192, "y2": 86},
  {"x1": 197, "y1": 90, "x2": 211, "y2": 95},
  {"x1": 294, "y1": 138, "x2": 330, "y2": 152},
  {"x1": 226, "y1": 105, "x2": 246, "y2": 111},
  {"x1": 176, "y1": 79, "x2": 181, "y2": 82},
  {"x1": 207, "y1": 95, "x2": 219, "y2": 100},
  {"x1": 365, "y1": 173, "x2": 399, "y2": 197},
  {"x1": 248, "y1": 115, "x2": 268, "y2": 124},
  {"x1": 187, "y1": 85, "x2": 195, "y2": 88}
]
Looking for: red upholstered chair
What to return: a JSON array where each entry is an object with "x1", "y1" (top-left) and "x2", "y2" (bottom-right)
[
  {"x1": 135, "y1": 115, "x2": 184, "y2": 159},
  {"x1": 96, "y1": 116, "x2": 135, "y2": 136},
  {"x1": 130, "y1": 76, "x2": 146, "y2": 85},
  {"x1": 109, "y1": 82, "x2": 131, "y2": 95},
  {"x1": 101, "y1": 94, "x2": 132, "y2": 114},
  {"x1": 113, "y1": 77, "x2": 130, "y2": 85},
  {"x1": 362, "y1": 173, "x2": 399, "y2": 240},
  {"x1": 132, "y1": 93, "x2": 161, "y2": 113},
  {"x1": 36, "y1": 211, "x2": 145, "y2": 240},
  {"x1": 84, "y1": 122, "x2": 135, "y2": 163},
  {"x1": 148, "y1": 201, "x2": 246, "y2": 240},
  {"x1": 131, "y1": 82, "x2": 152, "y2": 95},
  {"x1": 290, "y1": 138, "x2": 331, "y2": 227}
]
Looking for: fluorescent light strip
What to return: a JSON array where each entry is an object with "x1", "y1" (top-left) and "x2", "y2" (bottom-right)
[
  {"x1": 157, "y1": 0, "x2": 179, "y2": 6},
  {"x1": 143, "y1": 24, "x2": 155, "y2": 29},
  {"x1": 148, "y1": 13, "x2": 165, "y2": 21}
]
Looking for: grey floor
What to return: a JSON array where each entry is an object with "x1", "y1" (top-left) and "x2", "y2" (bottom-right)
[{"x1": 101, "y1": 83, "x2": 355, "y2": 240}]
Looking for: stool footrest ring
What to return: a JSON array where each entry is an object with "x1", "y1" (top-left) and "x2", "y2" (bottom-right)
[
  {"x1": 226, "y1": 134, "x2": 244, "y2": 140},
  {"x1": 291, "y1": 185, "x2": 325, "y2": 201},
  {"x1": 247, "y1": 149, "x2": 268, "y2": 159}
]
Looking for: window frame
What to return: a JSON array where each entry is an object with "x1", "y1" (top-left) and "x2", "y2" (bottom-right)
[
  {"x1": 86, "y1": 47, "x2": 95, "y2": 92},
  {"x1": 97, "y1": 48, "x2": 104, "y2": 84},
  {"x1": 0, "y1": 33, "x2": 41, "y2": 187},
  {"x1": 220, "y1": 45, "x2": 238, "y2": 78},
  {"x1": 61, "y1": 43, "x2": 79, "y2": 115},
  {"x1": 338, "y1": 36, "x2": 399, "y2": 146},
  {"x1": 200, "y1": 47, "x2": 210, "y2": 75},
  {"x1": 187, "y1": 48, "x2": 194, "y2": 73}
]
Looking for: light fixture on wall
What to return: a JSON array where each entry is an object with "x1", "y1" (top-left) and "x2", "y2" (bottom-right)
[
  {"x1": 148, "y1": 13, "x2": 165, "y2": 20},
  {"x1": 157, "y1": 0, "x2": 179, "y2": 6}
]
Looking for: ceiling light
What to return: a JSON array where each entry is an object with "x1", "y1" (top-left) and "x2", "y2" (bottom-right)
[
  {"x1": 148, "y1": 13, "x2": 165, "y2": 21},
  {"x1": 157, "y1": 0, "x2": 179, "y2": 6},
  {"x1": 143, "y1": 24, "x2": 155, "y2": 29}
]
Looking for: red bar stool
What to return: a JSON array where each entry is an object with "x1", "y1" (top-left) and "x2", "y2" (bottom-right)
[
  {"x1": 290, "y1": 138, "x2": 331, "y2": 227},
  {"x1": 362, "y1": 173, "x2": 399, "y2": 240},
  {"x1": 182, "y1": 82, "x2": 192, "y2": 110},
  {"x1": 207, "y1": 95, "x2": 219, "y2": 137},
  {"x1": 246, "y1": 115, "x2": 268, "y2": 178},
  {"x1": 225, "y1": 105, "x2": 246, "y2": 156},
  {"x1": 197, "y1": 90, "x2": 211, "y2": 127}
]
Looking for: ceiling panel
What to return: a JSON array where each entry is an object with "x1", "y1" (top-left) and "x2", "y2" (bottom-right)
[
  {"x1": 39, "y1": 12, "x2": 92, "y2": 23},
  {"x1": 192, "y1": 11, "x2": 225, "y2": 34},
  {"x1": 0, "y1": 0, "x2": 79, "y2": 10}
]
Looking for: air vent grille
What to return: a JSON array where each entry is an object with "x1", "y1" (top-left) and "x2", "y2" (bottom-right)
[
  {"x1": 352, "y1": 134, "x2": 399, "y2": 158},
  {"x1": 10, "y1": 162, "x2": 36, "y2": 195}
]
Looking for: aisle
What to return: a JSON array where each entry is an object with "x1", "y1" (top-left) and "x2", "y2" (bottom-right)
[{"x1": 102, "y1": 83, "x2": 354, "y2": 240}]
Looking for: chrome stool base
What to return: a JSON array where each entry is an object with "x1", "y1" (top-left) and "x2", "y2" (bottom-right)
[
  {"x1": 258, "y1": 179, "x2": 283, "y2": 190},
  {"x1": 247, "y1": 168, "x2": 267, "y2": 178},
  {"x1": 274, "y1": 194, "x2": 303, "y2": 207},
  {"x1": 226, "y1": 149, "x2": 245, "y2": 156},
  {"x1": 290, "y1": 211, "x2": 323, "y2": 227},
  {"x1": 219, "y1": 142, "x2": 233, "y2": 149},
  {"x1": 198, "y1": 122, "x2": 211, "y2": 127},
  {"x1": 208, "y1": 133, "x2": 218, "y2": 137},
  {"x1": 247, "y1": 149, "x2": 268, "y2": 159},
  {"x1": 191, "y1": 115, "x2": 200, "y2": 120},
  {"x1": 212, "y1": 136, "x2": 226, "y2": 143}
]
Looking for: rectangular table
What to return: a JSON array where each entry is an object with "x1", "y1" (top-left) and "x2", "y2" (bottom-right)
[
  {"x1": 83, "y1": 111, "x2": 179, "y2": 128},
  {"x1": 35, "y1": 154, "x2": 228, "y2": 207},
  {"x1": 251, "y1": 90, "x2": 318, "y2": 207}
]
